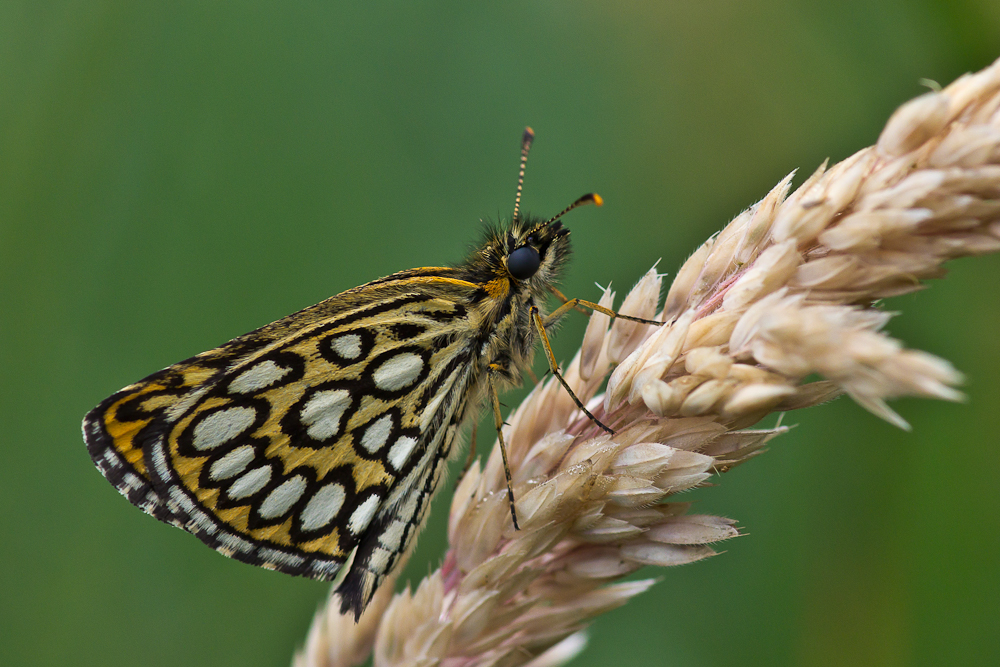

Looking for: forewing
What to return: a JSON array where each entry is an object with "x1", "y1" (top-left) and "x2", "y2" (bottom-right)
[
  {"x1": 83, "y1": 334, "x2": 266, "y2": 528},
  {"x1": 84, "y1": 281, "x2": 479, "y2": 587}
]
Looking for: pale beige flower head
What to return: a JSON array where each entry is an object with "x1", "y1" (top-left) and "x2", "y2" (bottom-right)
[{"x1": 297, "y1": 56, "x2": 1000, "y2": 667}]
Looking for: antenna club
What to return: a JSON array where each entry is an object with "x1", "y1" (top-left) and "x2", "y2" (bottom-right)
[
  {"x1": 543, "y1": 192, "x2": 605, "y2": 226},
  {"x1": 523, "y1": 126, "x2": 535, "y2": 141}
]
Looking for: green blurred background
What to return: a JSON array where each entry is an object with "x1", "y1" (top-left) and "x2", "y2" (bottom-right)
[{"x1": 2, "y1": 2, "x2": 999, "y2": 666}]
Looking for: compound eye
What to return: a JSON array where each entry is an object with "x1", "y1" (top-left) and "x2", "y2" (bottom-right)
[{"x1": 506, "y1": 245, "x2": 541, "y2": 281}]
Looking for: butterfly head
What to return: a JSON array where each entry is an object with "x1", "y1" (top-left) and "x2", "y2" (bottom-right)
[
  {"x1": 501, "y1": 214, "x2": 570, "y2": 293},
  {"x1": 463, "y1": 128, "x2": 602, "y2": 302},
  {"x1": 503, "y1": 190, "x2": 601, "y2": 287}
]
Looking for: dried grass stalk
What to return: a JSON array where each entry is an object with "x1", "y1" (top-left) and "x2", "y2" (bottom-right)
[{"x1": 296, "y1": 56, "x2": 1000, "y2": 667}]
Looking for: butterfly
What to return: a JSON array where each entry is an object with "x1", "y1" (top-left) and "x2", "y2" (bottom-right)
[{"x1": 83, "y1": 128, "x2": 655, "y2": 618}]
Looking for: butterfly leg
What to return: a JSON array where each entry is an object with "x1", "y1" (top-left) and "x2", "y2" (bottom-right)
[
  {"x1": 547, "y1": 286, "x2": 663, "y2": 326},
  {"x1": 548, "y1": 286, "x2": 591, "y2": 315},
  {"x1": 488, "y1": 364, "x2": 521, "y2": 531},
  {"x1": 528, "y1": 305, "x2": 615, "y2": 435}
]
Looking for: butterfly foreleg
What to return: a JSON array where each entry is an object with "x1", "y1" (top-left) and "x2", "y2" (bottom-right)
[
  {"x1": 528, "y1": 305, "x2": 614, "y2": 435},
  {"x1": 548, "y1": 286, "x2": 591, "y2": 316},
  {"x1": 546, "y1": 286, "x2": 663, "y2": 328}
]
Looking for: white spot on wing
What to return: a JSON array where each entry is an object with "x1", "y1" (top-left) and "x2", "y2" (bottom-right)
[
  {"x1": 308, "y1": 560, "x2": 343, "y2": 579},
  {"x1": 301, "y1": 389, "x2": 351, "y2": 440},
  {"x1": 360, "y1": 414, "x2": 393, "y2": 453},
  {"x1": 165, "y1": 385, "x2": 210, "y2": 422},
  {"x1": 216, "y1": 530, "x2": 254, "y2": 554},
  {"x1": 379, "y1": 520, "x2": 406, "y2": 551},
  {"x1": 101, "y1": 449, "x2": 120, "y2": 471},
  {"x1": 330, "y1": 334, "x2": 363, "y2": 360},
  {"x1": 300, "y1": 482, "x2": 346, "y2": 531},
  {"x1": 169, "y1": 485, "x2": 198, "y2": 516},
  {"x1": 209, "y1": 445, "x2": 256, "y2": 480},
  {"x1": 348, "y1": 494, "x2": 381, "y2": 535},
  {"x1": 229, "y1": 360, "x2": 290, "y2": 394},
  {"x1": 258, "y1": 475, "x2": 307, "y2": 519},
  {"x1": 258, "y1": 546, "x2": 304, "y2": 567},
  {"x1": 419, "y1": 372, "x2": 458, "y2": 430},
  {"x1": 400, "y1": 486, "x2": 420, "y2": 518},
  {"x1": 150, "y1": 441, "x2": 169, "y2": 478},
  {"x1": 228, "y1": 465, "x2": 272, "y2": 500},
  {"x1": 369, "y1": 547, "x2": 392, "y2": 574},
  {"x1": 192, "y1": 407, "x2": 256, "y2": 450},
  {"x1": 388, "y1": 435, "x2": 418, "y2": 470},
  {"x1": 372, "y1": 353, "x2": 424, "y2": 391}
]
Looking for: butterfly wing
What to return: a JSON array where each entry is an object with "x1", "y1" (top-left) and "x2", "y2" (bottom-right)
[{"x1": 84, "y1": 273, "x2": 483, "y2": 614}]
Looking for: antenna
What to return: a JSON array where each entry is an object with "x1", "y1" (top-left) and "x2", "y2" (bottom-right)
[
  {"x1": 544, "y1": 192, "x2": 603, "y2": 226},
  {"x1": 512, "y1": 126, "x2": 534, "y2": 221}
]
